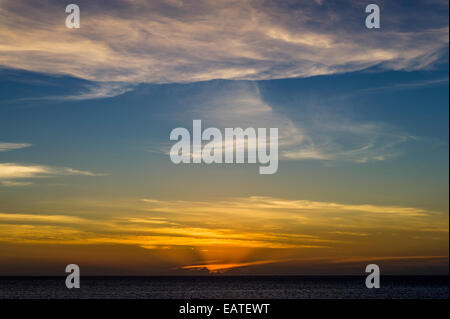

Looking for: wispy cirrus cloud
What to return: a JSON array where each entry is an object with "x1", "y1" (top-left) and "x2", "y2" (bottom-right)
[
  {"x1": 356, "y1": 77, "x2": 449, "y2": 95},
  {"x1": 280, "y1": 121, "x2": 413, "y2": 163},
  {"x1": 19, "y1": 82, "x2": 135, "y2": 101},
  {"x1": 0, "y1": 140, "x2": 106, "y2": 186},
  {"x1": 0, "y1": 142, "x2": 31, "y2": 152},
  {"x1": 0, "y1": 212, "x2": 86, "y2": 224},
  {"x1": 0, "y1": 0, "x2": 447, "y2": 83},
  {"x1": 168, "y1": 82, "x2": 413, "y2": 164},
  {"x1": 0, "y1": 162, "x2": 105, "y2": 186},
  {"x1": 58, "y1": 82, "x2": 134, "y2": 100},
  {"x1": 141, "y1": 196, "x2": 436, "y2": 219}
]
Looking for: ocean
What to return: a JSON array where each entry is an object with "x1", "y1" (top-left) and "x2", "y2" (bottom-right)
[{"x1": 0, "y1": 276, "x2": 447, "y2": 299}]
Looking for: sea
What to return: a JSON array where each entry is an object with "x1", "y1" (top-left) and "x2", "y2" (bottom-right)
[{"x1": 0, "y1": 276, "x2": 448, "y2": 299}]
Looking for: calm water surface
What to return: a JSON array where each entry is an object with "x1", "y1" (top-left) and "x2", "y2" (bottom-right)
[{"x1": 0, "y1": 276, "x2": 447, "y2": 299}]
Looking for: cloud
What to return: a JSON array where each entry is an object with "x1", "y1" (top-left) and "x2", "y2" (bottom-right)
[
  {"x1": 0, "y1": 140, "x2": 106, "y2": 186},
  {"x1": 0, "y1": 162, "x2": 105, "y2": 186},
  {"x1": 141, "y1": 196, "x2": 435, "y2": 218},
  {"x1": 179, "y1": 259, "x2": 286, "y2": 273},
  {"x1": 0, "y1": 180, "x2": 32, "y2": 187},
  {"x1": 169, "y1": 82, "x2": 413, "y2": 163},
  {"x1": 328, "y1": 255, "x2": 449, "y2": 264},
  {"x1": 0, "y1": 195, "x2": 444, "y2": 249},
  {"x1": 0, "y1": 142, "x2": 31, "y2": 152},
  {"x1": 329, "y1": 231, "x2": 368, "y2": 237},
  {"x1": 59, "y1": 82, "x2": 134, "y2": 100},
  {"x1": 0, "y1": 0, "x2": 447, "y2": 83},
  {"x1": 0, "y1": 212, "x2": 86, "y2": 224},
  {"x1": 0, "y1": 195, "x2": 446, "y2": 273},
  {"x1": 356, "y1": 77, "x2": 449, "y2": 94},
  {"x1": 280, "y1": 121, "x2": 413, "y2": 163},
  {"x1": 22, "y1": 82, "x2": 135, "y2": 101}
]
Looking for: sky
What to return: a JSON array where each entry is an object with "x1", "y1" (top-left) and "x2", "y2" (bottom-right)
[{"x1": 0, "y1": 0, "x2": 448, "y2": 275}]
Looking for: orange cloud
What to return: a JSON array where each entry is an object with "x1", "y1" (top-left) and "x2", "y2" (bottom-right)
[{"x1": 180, "y1": 259, "x2": 286, "y2": 274}]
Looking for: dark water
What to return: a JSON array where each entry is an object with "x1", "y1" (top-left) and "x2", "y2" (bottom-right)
[{"x1": 0, "y1": 276, "x2": 448, "y2": 299}]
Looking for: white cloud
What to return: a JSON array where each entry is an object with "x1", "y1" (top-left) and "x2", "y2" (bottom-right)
[
  {"x1": 0, "y1": 141, "x2": 105, "y2": 186},
  {"x1": 142, "y1": 195, "x2": 434, "y2": 217},
  {"x1": 172, "y1": 82, "x2": 412, "y2": 164},
  {"x1": 34, "y1": 82, "x2": 134, "y2": 101},
  {"x1": 0, "y1": 0, "x2": 447, "y2": 83},
  {"x1": 0, "y1": 163, "x2": 105, "y2": 186},
  {"x1": 280, "y1": 121, "x2": 412, "y2": 163},
  {"x1": 0, "y1": 142, "x2": 31, "y2": 152}
]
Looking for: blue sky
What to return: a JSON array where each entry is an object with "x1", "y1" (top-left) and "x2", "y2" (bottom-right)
[{"x1": 1, "y1": 67, "x2": 448, "y2": 209}]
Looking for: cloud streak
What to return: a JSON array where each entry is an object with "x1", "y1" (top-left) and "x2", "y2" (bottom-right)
[
  {"x1": 0, "y1": 140, "x2": 106, "y2": 186},
  {"x1": 0, "y1": 195, "x2": 445, "y2": 249},
  {"x1": 0, "y1": 163, "x2": 105, "y2": 186},
  {"x1": 168, "y1": 82, "x2": 413, "y2": 164},
  {"x1": 0, "y1": 142, "x2": 31, "y2": 152},
  {"x1": 21, "y1": 82, "x2": 135, "y2": 101},
  {"x1": 0, "y1": 195, "x2": 446, "y2": 273},
  {"x1": 179, "y1": 259, "x2": 287, "y2": 273}
]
